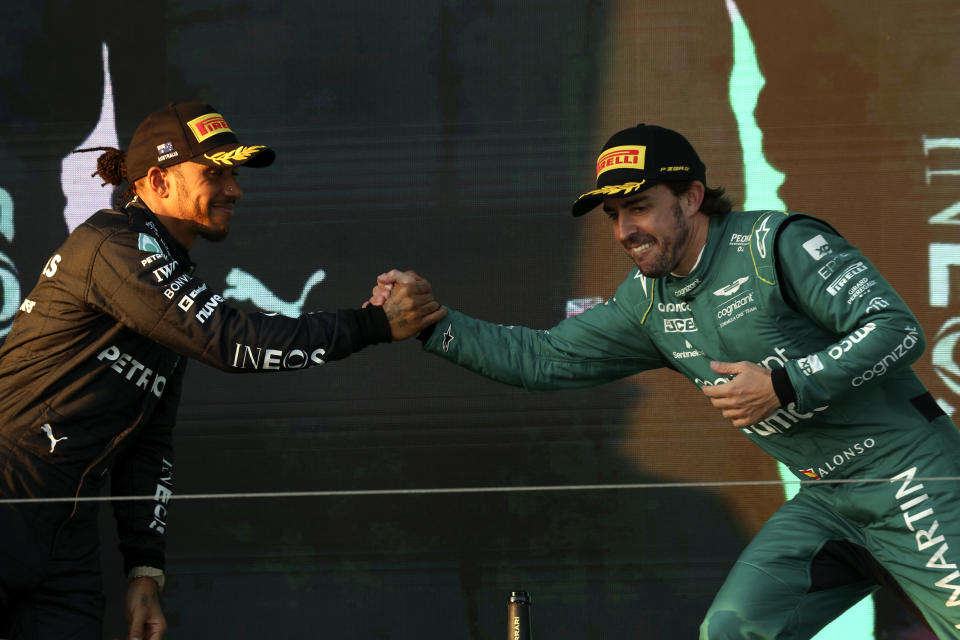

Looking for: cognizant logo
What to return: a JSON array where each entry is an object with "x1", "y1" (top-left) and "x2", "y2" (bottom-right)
[{"x1": 852, "y1": 327, "x2": 921, "y2": 387}]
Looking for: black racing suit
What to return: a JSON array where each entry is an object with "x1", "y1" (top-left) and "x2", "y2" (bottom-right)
[{"x1": 0, "y1": 199, "x2": 392, "y2": 637}]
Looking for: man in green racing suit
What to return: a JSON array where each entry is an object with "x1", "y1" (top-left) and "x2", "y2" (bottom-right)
[{"x1": 374, "y1": 124, "x2": 960, "y2": 638}]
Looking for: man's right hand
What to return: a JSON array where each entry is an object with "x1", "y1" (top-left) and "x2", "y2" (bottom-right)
[
  {"x1": 369, "y1": 269, "x2": 446, "y2": 340},
  {"x1": 125, "y1": 577, "x2": 166, "y2": 640}
]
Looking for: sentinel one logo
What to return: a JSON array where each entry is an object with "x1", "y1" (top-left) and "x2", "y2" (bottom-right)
[{"x1": 672, "y1": 340, "x2": 705, "y2": 360}]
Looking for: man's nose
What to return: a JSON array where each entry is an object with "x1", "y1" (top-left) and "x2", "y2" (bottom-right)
[
  {"x1": 226, "y1": 176, "x2": 243, "y2": 199},
  {"x1": 613, "y1": 211, "x2": 632, "y2": 242}
]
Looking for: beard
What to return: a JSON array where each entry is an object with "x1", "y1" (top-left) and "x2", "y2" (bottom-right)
[
  {"x1": 175, "y1": 185, "x2": 230, "y2": 242},
  {"x1": 634, "y1": 201, "x2": 690, "y2": 278},
  {"x1": 196, "y1": 222, "x2": 229, "y2": 242}
]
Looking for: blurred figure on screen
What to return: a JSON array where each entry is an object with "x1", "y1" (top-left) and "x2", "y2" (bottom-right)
[
  {"x1": 0, "y1": 102, "x2": 444, "y2": 640},
  {"x1": 375, "y1": 122, "x2": 960, "y2": 639}
]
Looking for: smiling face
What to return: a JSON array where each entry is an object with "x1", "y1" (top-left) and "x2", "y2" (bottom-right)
[
  {"x1": 166, "y1": 161, "x2": 243, "y2": 242},
  {"x1": 603, "y1": 183, "x2": 710, "y2": 278}
]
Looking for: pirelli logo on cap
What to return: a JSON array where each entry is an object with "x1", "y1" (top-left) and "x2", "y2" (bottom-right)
[
  {"x1": 596, "y1": 145, "x2": 645, "y2": 178},
  {"x1": 186, "y1": 113, "x2": 233, "y2": 142}
]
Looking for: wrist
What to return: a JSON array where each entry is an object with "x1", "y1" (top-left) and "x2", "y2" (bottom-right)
[
  {"x1": 129, "y1": 566, "x2": 166, "y2": 592},
  {"x1": 771, "y1": 367, "x2": 797, "y2": 406}
]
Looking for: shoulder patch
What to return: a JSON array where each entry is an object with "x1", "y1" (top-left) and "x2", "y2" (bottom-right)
[
  {"x1": 753, "y1": 213, "x2": 777, "y2": 260},
  {"x1": 633, "y1": 270, "x2": 649, "y2": 296},
  {"x1": 138, "y1": 233, "x2": 164, "y2": 254},
  {"x1": 749, "y1": 212, "x2": 788, "y2": 285}
]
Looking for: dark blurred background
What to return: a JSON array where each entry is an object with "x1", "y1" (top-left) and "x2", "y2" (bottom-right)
[{"x1": 1, "y1": 1, "x2": 957, "y2": 637}]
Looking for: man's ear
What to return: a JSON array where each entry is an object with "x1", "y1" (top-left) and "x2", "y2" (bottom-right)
[
  {"x1": 144, "y1": 166, "x2": 169, "y2": 198},
  {"x1": 685, "y1": 180, "x2": 705, "y2": 213}
]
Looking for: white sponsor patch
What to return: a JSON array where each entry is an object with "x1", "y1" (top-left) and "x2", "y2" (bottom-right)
[
  {"x1": 803, "y1": 234, "x2": 832, "y2": 260},
  {"x1": 827, "y1": 262, "x2": 868, "y2": 296},
  {"x1": 798, "y1": 354, "x2": 824, "y2": 376},
  {"x1": 664, "y1": 317, "x2": 697, "y2": 333}
]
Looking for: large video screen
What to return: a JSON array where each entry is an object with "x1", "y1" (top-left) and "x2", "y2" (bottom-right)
[{"x1": 1, "y1": 1, "x2": 957, "y2": 638}]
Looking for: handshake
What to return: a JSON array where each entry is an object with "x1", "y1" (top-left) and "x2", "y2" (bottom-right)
[{"x1": 364, "y1": 269, "x2": 446, "y2": 341}]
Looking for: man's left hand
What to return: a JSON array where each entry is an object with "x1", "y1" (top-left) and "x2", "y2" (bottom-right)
[
  {"x1": 125, "y1": 577, "x2": 166, "y2": 640},
  {"x1": 701, "y1": 361, "x2": 781, "y2": 428}
]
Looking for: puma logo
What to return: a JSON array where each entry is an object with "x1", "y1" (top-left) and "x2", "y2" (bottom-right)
[
  {"x1": 41, "y1": 423, "x2": 68, "y2": 453},
  {"x1": 223, "y1": 268, "x2": 327, "y2": 318}
]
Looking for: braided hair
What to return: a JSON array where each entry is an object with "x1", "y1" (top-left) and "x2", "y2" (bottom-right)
[{"x1": 72, "y1": 146, "x2": 136, "y2": 205}]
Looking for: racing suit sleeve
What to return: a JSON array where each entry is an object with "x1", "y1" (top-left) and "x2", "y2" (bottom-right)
[
  {"x1": 774, "y1": 217, "x2": 925, "y2": 413},
  {"x1": 109, "y1": 357, "x2": 184, "y2": 575},
  {"x1": 421, "y1": 290, "x2": 666, "y2": 389},
  {"x1": 85, "y1": 227, "x2": 391, "y2": 371}
]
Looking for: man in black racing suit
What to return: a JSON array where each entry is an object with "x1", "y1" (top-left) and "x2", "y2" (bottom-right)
[{"x1": 0, "y1": 102, "x2": 445, "y2": 640}]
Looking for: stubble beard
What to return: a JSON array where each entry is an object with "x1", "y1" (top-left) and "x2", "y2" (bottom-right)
[
  {"x1": 177, "y1": 186, "x2": 229, "y2": 242},
  {"x1": 634, "y1": 202, "x2": 689, "y2": 278}
]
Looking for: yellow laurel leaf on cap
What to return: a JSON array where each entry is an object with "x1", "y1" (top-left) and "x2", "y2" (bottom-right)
[
  {"x1": 204, "y1": 145, "x2": 267, "y2": 166},
  {"x1": 576, "y1": 181, "x2": 647, "y2": 200}
]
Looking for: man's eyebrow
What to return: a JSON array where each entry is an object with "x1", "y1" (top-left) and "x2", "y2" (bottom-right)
[
  {"x1": 621, "y1": 194, "x2": 652, "y2": 207},
  {"x1": 604, "y1": 194, "x2": 652, "y2": 211}
]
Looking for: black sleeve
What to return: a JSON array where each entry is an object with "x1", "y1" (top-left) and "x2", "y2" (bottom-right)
[
  {"x1": 110, "y1": 357, "x2": 185, "y2": 574},
  {"x1": 86, "y1": 228, "x2": 392, "y2": 372}
]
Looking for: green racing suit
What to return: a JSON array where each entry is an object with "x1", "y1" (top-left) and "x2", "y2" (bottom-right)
[{"x1": 421, "y1": 209, "x2": 960, "y2": 639}]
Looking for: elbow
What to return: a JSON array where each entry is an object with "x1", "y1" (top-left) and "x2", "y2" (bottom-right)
[{"x1": 906, "y1": 323, "x2": 926, "y2": 365}]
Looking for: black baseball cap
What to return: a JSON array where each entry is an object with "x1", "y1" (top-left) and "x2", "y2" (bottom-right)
[
  {"x1": 571, "y1": 124, "x2": 706, "y2": 216},
  {"x1": 125, "y1": 102, "x2": 276, "y2": 183}
]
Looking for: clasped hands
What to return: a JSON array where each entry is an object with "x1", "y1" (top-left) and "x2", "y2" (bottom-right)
[{"x1": 364, "y1": 269, "x2": 445, "y2": 340}]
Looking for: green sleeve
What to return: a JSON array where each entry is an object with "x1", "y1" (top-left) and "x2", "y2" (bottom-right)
[
  {"x1": 422, "y1": 290, "x2": 666, "y2": 390},
  {"x1": 776, "y1": 217, "x2": 925, "y2": 412}
]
